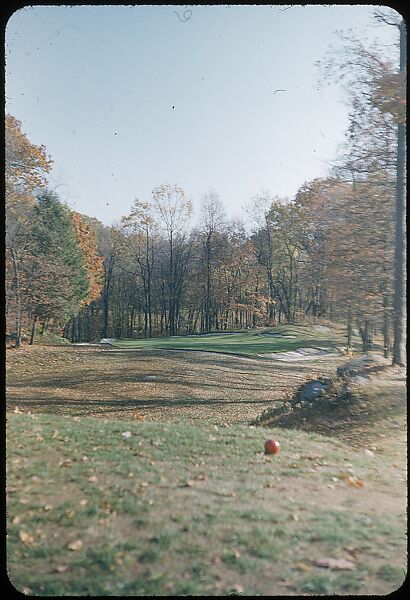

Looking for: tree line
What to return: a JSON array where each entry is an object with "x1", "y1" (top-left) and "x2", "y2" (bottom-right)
[{"x1": 5, "y1": 16, "x2": 406, "y2": 365}]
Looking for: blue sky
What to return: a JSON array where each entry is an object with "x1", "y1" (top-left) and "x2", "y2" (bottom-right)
[{"x1": 5, "y1": 4, "x2": 400, "y2": 226}]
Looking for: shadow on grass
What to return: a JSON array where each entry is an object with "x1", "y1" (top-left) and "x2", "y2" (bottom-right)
[
  {"x1": 6, "y1": 394, "x2": 283, "y2": 416},
  {"x1": 254, "y1": 383, "x2": 406, "y2": 445}
]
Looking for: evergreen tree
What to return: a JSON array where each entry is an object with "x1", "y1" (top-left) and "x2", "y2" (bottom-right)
[{"x1": 24, "y1": 190, "x2": 89, "y2": 340}]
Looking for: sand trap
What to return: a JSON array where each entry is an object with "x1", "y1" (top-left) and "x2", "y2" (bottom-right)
[
  {"x1": 259, "y1": 347, "x2": 338, "y2": 361},
  {"x1": 260, "y1": 333, "x2": 297, "y2": 338},
  {"x1": 313, "y1": 325, "x2": 331, "y2": 332},
  {"x1": 189, "y1": 332, "x2": 243, "y2": 336}
]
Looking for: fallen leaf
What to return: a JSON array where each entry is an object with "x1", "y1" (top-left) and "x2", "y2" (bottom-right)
[
  {"x1": 301, "y1": 454, "x2": 323, "y2": 461},
  {"x1": 132, "y1": 410, "x2": 144, "y2": 420},
  {"x1": 296, "y1": 561, "x2": 312, "y2": 572},
  {"x1": 59, "y1": 459, "x2": 72, "y2": 468},
  {"x1": 19, "y1": 531, "x2": 35, "y2": 545},
  {"x1": 340, "y1": 472, "x2": 365, "y2": 487},
  {"x1": 344, "y1": 546, "x2": 360, "y2": 559},
  {"x1": 55, "y1": 565, "x2": 69, "y2": 573},
  {"x1": 67, "y1": 539, "x2": 83, "y2": 551},
  {"x1": 315, "y1": 557, "x2": 355, "y2": 570},
  {"x1": 88, "y1": 475, "x2": 98, "y2": 483}
]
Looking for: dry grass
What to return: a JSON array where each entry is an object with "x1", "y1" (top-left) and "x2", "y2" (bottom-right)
[{"x1": 6, "y1": 344, "x2": 347, "y2": 425}]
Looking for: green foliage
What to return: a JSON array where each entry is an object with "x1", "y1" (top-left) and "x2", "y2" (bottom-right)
[{"x1": 25, "y1": 190, "x2": 89, "y2": 324}]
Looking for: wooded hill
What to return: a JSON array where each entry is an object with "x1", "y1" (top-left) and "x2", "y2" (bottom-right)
[{"x1": 5, "y1": 21, "x2": 406, "y2": 365}]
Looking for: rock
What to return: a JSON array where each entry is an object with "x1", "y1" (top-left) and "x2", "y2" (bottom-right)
[
  {"x1": 337, "y1": 354, "x2": 389, "y2": 378},
  {"x1": 350, "y1": 375, "x2": 370, "y2": 385},
  {"x1": 299, "y1": 379, "x2": 330, "y2": 402}
]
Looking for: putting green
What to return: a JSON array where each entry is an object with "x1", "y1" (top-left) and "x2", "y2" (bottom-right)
[{"x1": 106, "y1": 325, "x2": 343, "y2": 358}]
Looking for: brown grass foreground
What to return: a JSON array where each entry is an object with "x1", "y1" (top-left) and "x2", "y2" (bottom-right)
[{"x1": 5, "y1": 343, "x2": 349, "y2": 424}]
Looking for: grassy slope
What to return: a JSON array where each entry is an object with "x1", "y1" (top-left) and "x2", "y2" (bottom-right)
[
  {"x1": 6, "y1": 326, "x2": 405, "y2": 595},
  {"x1": 109, "y1": 325, "x2": 349, "y2": 356},
  {"x1": 7, "y1": 412, "x2": 406, "y2": 596}
]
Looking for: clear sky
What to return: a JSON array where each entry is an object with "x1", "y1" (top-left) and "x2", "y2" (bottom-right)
[{"x1": 5, "y1": 4, "x2": 400, "y2": 227}]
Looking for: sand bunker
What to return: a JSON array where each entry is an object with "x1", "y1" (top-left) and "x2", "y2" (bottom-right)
[
  {"x1": 260, "y1": 333, "x2": 297, "y2": 338},
  {"x1": 312, "y1": 325, "x2": 331, "y2": 332},
  {"x1": 189, "y1": 332, "x2": 243, "y2": 337},
  {"x1": 259, "y1": 347, "x2": 338, "y2": 361}
]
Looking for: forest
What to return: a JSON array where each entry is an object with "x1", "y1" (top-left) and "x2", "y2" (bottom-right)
[{"x1": 5, "y1": 24, "x2": 406, "y2": 366}]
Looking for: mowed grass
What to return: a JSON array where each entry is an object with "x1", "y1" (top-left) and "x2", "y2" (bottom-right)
[
  {"x1": 7, "y1": 412, "x2": 406, "y2": 596},
  {"x1": 109, "y1": 325, "x2": 349, "y2": 356}
]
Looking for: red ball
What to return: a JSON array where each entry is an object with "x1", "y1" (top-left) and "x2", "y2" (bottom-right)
[{"x1": 264, "y1": 439, "x2": 280, "y2": 454}]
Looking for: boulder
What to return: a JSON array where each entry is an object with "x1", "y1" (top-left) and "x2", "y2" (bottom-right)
[
  {"x1": 337, "y1": 354, "x2": 388, "y2": 378},
  {"x1": 143, "y1": 375, "x2": 158, "y2": 381},
  {"x1": 298, "y1": 379, "x2": 331, "y2": 402}
]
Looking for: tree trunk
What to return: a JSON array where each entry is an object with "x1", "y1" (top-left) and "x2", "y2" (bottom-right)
[
  {"x1": 393, "y1": 20, "x2": 407, "y2": 367},
  {"x1": 29, "y1": 315, "x2": 37, "y2": 345},
  {"x1": 9, "y1": 247, "x2": 22, "y2": 348},
  {"x1": 347, "y1": 310, "x2": 353, "y2": 351},
  {"x1": 383, "y1": 294, "x2": 390, "y2": 359}
]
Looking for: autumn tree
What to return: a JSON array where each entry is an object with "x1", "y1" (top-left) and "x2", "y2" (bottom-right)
[
  {"x1": 152, "y1": 184, "x2": 193, "y2": 336},
  {"x1": 70, "y1": 212, "x2": 104, "y2": 305},
  {"x1": 198, "y1": 191, "x2": 226, "y2": 332},
  {"x1": 251, "y1": 195, "x2": 302, "y2": 324},
  {"x1": 121, "y1": 199, "x2": 157, "y2": 338},
  {"x1": 97, "y1": 226, "x2": 123, "y2": 339},
  {"x1": 318, "y1": 13, "x2": 406, "y2": 363},
  {"x1": 5, "y1": 114, "x2": 52, "y2": 345}
]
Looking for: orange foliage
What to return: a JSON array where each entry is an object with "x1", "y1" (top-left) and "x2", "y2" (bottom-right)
[{"x1": 70, "y1": 212, "x2": 104, "y2": 304}]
